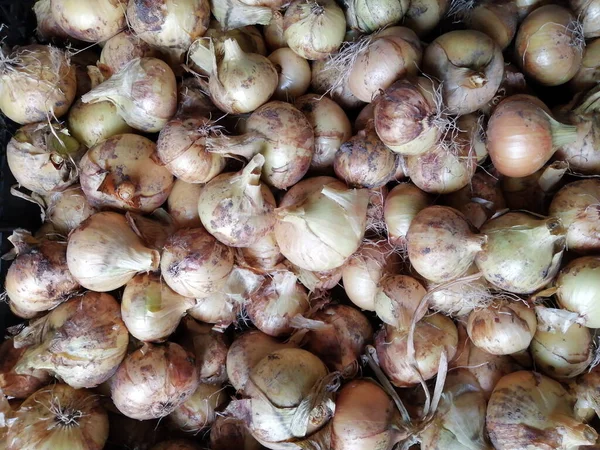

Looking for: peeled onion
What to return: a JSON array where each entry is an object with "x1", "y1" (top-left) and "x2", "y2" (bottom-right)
[
  {"x1": 554, "y1": 256, "x2": 600, "y2": 328},
  {"x1": 170, "y1": 383, "x2": 226, "y2": 432},
  {"x1": 384, "y1": 183, "x2": 431, "y2": 247},
  {"x1": 51, "y1": 0, "x2": 126, "y2": 42},
  {"x1": 67, "y1": 99, "x2": 133, "y2": 148},
  {"x1": 168, "y1": 180, "x2": 203, "y2": 229}
]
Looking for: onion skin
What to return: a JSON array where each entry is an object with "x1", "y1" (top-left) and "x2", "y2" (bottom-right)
[
  {"x1": 50, "y1": 0, "x2": 126, "y2": 42},
  {"x1": 168, "y1": 180, "x2": 204, "y2": 229},
  {"x1": 169, "y1": 383, "x2": 227, "y2": 432},
  {"x1": 404, "y1": 0, "x2": 449, "y2": 37},
  {"x1": 6, "y1": 384, "x2": 109, "y2": 450},
  {"x1": 555, "y1": 256, "x2": 600, "y2": 328},
  {"x1": 99, "y1": 30, "x2": 158, "y2": 76},
  {"x1": 33, "y1": 0, "x2": 71, "y2": 41},
  {"x1": 384, "y1": 183, "x2": 431, "y2": 247},
  {"x1": 268, "y1": 48, "x2": 311, "y2": 101},
  {"x1": 375, "y1": 275, "x2": 426, "y2": 331},
  {"x1": 554, "y1": 113, "x2": 600, "y2": 175},
  {"x1": 467, "y1": 0, "x2": 519, "y2": 50},
  {"x1": 111, "y1": 342, "x2": 199, "y2": 420},
  {"x1": 311, "y1": 59, "x2": 365, "y2": 110},
  {"x1": 236, "y1": 232, "x2": 284, "y2": 273},
  {"x1": 570, "y1": 38, "x2": 600, "y2": 92},
  {"x1": 67, "y1": 99, "x2": 133, "y2": 148},
  {"x1": 0, "y1": 339, "x2": 50, "y2": 399}
]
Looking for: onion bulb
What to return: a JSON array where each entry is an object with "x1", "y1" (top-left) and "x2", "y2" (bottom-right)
[
  {"x1": 121, "y1": 273, "x2": 195, "y2": 342},
  {"x1": 186, "y1": 292, "x2": 238, "y2": 328},
  {"x1": 265, "y1": 11, "x2": 286, "y2": 51},
  {"x1": 345, "y1": 0, "x2": 409, "y2": 34},
  {"x1": 4, "y1": 230, "x2": 79, "y2": 318},
  {"x1": 126, "y1": 211, "x2": 175, "y2": 251},
  {"x1": 80, "y1": 134, "x2": 174, "y2": 213},
  {"x1": 0, "y1": 339, "x2": 50, "y2": 399},
  {"x1": 487, "y1": 371, "x2": 598, "y2": 449},
  {"x1": 7, "y1": 122, "x2": 84, "y2": 195},
  {"x1": 33, "y1": 0, "x2": 70, "y2": 41},
  {"x1": 295, "y1": 93, "x2": 352, "y2": 173},
  {"x1": 423, "y1": 30, "x2": 504, "y2": 115},
  {"x1": 376, "y1": 313, "x2": 458, "y2": 387},
  {"x1": 99, "y1": 30, "x2": 158, "y2": 76},
  {"x1": 515, "y1": 5, "x2": 584, "y2": 86},
  {"x1": 236, "y1": 232, "x2": 284, "y2": 273},
  {"x1": 161, "y1": 228, "x2": 234, "y2": 298},
  {"x1": 127, "y1": 0, "x2": 210, "y2": 65},
  {"x1": 457, "y1": 0, "x2": 519, "y2": 50},
  {"x1": 245, "y1": 270, "x2": 309, "y2": 337},
  {"x1": 0, "y1": 45, "x2": 76, "y2": 124},
  {"x1": 275, "y1": 176, "x2": 369, "y2": 271},
  {"x1": 209, "y1": 39, "x2": 278, "y2": 114},
  {"x1": 407, "y1": 206, "x2": 486, "y2": 283},
  {"x1": 570, "y1": 38, "x2": 600, "y2": 92},
  {"x1": 475, "y1": 212, "x2": 566, "y2": 294},
  {"x1": 268, "y1": 48, "x2": 311, "y2": 101},
  {"x1": 311, "y1": 59, "x2": 365, "y2": 110},
  {"x1": 289, "y1": 262, "x2": 344, "y2": 292},
  {"x1": 50, "y1": 0, "x2": 126, "y2": 42},
  {"x1": 211, "y1": 416, "x2": 263, "y2": 450},
  {"x1": 384, "y1": 183, "x2": 431, "y2": 247},
  {"x1": 375, "y1": 275, "x2": 426, "y2": 331},
  {"x1": 176, "y1": 77, "x2": 220, "y2": 118},
  {"x1": 168, "y1": 180, "x2": 203, "y2": 229},
  {"x1": 456, "y1": 113, "x2": 488, "y2": 163},
  {"x1": 67, "y1": 99, "x2": 133, "y2": 148},
  {"x1": 67, "y1": 212, "x2": 160, "y2": 292},
  {"x1": 404, "y1": 0, "x2": 449, "y2": 37},
  {"x1": 13, "y1": 292, "x2": 128, "y2": 389},
  {"x1": 283, "y1": 0, "x2": 345, "y2": 60},
  {"x1": 554, "y1": 256, "x2": 600, "y2": 328},
  {"x1": 111, "y1": 342, "x2": 198, "y2": 420},
  {"x1": 554, "y1": 113, "x2": 600, "y2": 175},
  {"x1": 5, "y1": 384, "x2": 108, "y2": 450},
  {"x1": 82, "y1": 58, "x2": 177, "y2": 133},
  {"x1": 199, "y1": 154, "x2": 276, "y2": 247},
  {"x1": 570, "y1": 369, "x2": 600, "y2": 422},
  {"x1": 467, "y1": 301, "x2": 537, "y2": 355},
  {"x1": 570, "y1": 0, "x2": 600, "y2": 38},
  {"x1": 170, "y1": 383, "x2": 227, "y2": 432},
  {"x1": 211, "y1": 0, "x2": 276, "y2": 30}
]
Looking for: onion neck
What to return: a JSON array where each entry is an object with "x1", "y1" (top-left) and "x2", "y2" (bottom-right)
[
  {"x1": 548, "y1": 115, "x2": 578, "y2": 149},
  {"x1": 460, "y1": 69, "x2": 488, "y2": 89},
  {"x1": 223, "y1": 39, "x2": 247, "y2": 62},
  {"x1": 206, "y1": 131, "x2": 265, "y2": 160}
]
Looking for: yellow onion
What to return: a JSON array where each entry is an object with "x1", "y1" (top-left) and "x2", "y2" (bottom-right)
[
  {"x1": 13, "y1": 292, "x2": 128, "y2": 388},
  {"x1": 186, "y1": 293, "x2": 238, "y2": 328},
  {"x1": 170, "y1": 383, "x2": 227, "y2": 432},
  {"x1": 480, "y1": 63, "x2": 529, "y2": 116},
  {"x1": 475, "y1": 212, "x2": 566, "y2": 294},
  {"x1": 80, "y1": 134, "x2": 174, "y2": 213},
  {"x1": 554, "y1": 256, "x2": 600, "y2": 328},
  {"x1": 384, "y1": 183, "x2": 431, "y2": 247},
  {"x1": 487, "y1": 371, "x2": 597, "y2": 449},
  {"x1": 236, "y1": 232, "x2": 284, "y2": 273},
  {"x1": 555, "y1": 113, "x2": 600, "y2": 175},
  {"x1": 374, "y1": 275, "x2": 426, "y2": 331},
  {"x1": 570, "y1": 0, "x2": 600, "y2": 38},
  {"x1": 284, "y1": 0, "x2": 345, "y2": 60},
  {"x1": 67, "y1": 99, "x2": 133, "y2": 148},
  {"x1": 210, "y1": 416, "x2": 265, "y2": 450},
  {"x1": 407, "y1": 206, "x2": 486, "y2": 283},
  {"x1": 515, "y1": 5, "x2": 584, "y2": 86},
  {"x1": 111, "y1": 342, "x2": 199, "y2": 420},
  {"x1": 570, "y1": 38, "x2": 600, "y2": 92},
  {"x1": 33, "y1": 0, "x2": 70, "y2": 41},
  {"x1": 4, "y1": 230, "x2": 79, "y2": 318},
  {"x1": 125, "y1": 211, "x2": 175, "y2": 250},
  {"x1": 458, "y1": 0, "x2": 519, "y2": 50},
  {"x1": 423, "y1": 30, "x2": 504, "y2": 115},
  {"x1": 0, "y1": 45, "x2": 76, "y2": 124},
  {"x1": 82, "y1": 58, "x2": 177, "y2": 133},
  {"x1": 295, "y1": 93, "x2": 352, "y2": 173},
  {"x1": 376, "y1": 313, "x2": 458, "y2": 387},
  {"x1": 66, "y1": 212, "x2": 160, "y2": 291},
  {"x1": 50, "y1": 0, "x2": 126, "y2": 42},
  {"x1": 404, "y1": 0, "x2": 449, "y2": 37},
  {"x1": 7, "y1": 122, "x2": 84, "y2": 195},
  {"x1": 570, "y1": 369, "x2": 600, "y2": 421},
  {"x1": 211, "y1": 0, "x2": 277, "y2": 30},
  {"x1": 5, "y1": 384, "x2": 108, "y2": 450},
  {"x1": 99, "y1": 30, "x2": 158, "y2": 76},
  {"x1": 311, "y1": 59, "x2": 365, "y2": 110},
  {"x1": 161, "y1": 228, "x2": 234, "y2": 298},
  {"x1": 0, "y1": 339, "x2": 50, "y2": 399},
  {"x1": 268, "y1": 48, "x2": 311, "y2": 101},
  {"x1": 155, "y1": 116, "x2": 226, "y2": 184},
  {"x1": 199, "y1": 154, "x2": 276, "y2": 247},
  {"x1": 265, "y1": 11, "x2": 286, "y2": 51},
  {"x1": 275, "y1": 176, "x2": 369, "y2": 271},
  {"x1": 467, "y1": 301, "x2": 537, "y2": 355},
  {"x1": 345, "y1": 0, "x2": 408, "y2": 33},
  {"x1": 168, "y1": 180, "x2": 203, "y2": 229}
]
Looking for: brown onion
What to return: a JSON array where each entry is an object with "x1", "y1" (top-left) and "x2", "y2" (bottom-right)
[
  {"x1": 176, "y1": 77, "x2": 220, "y2": 118},
  {"x1": 167, "y1": 180, "x2": 203, "y2": 229},
  {"x1": 570, "y1": 0, "x2": 600, "y2": 38},
  {"x1": 404, "y1": 0, "x2": 449, "y2": 37},
  {"x1": 265, "y1": 11, "x2": 286, "y2": 51},
  {"x1": 459, "y1": 0, "x2": 519, "y2": 50},
  {"x1": 0, "y1": 339, "x2": 49, "y2": 399},
  {"x1": 67, "y1": 99, "x2": 133, "y2": 148},
  {"x1": 384, "y1": 183, "x2": 431, "y2": 247},
  {"x1": 268, "y1": 48, "x2": 311, "y2": 101},
  {"x1": 170, "y1": 383, "x2": 227, "y2": 432}
]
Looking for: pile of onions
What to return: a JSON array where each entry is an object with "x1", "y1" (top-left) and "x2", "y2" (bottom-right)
[
  {"x1": 554, "y1": 113, "x2": 600, "y2": 175},
  {"x1": 167, "y1": 180, "x2": 203, "y2": 229},
  {"x1": 169, "y1": 383, "x2": 227, "y2": 433},
  {"x1": 67, "y1": 99, "x2": 133, "y2": 148},
  {"x1": 275, "y1": 176, "x2": 369, "y2": 271},
  {"x1": 13, "y1": 292, "x2": 128, "y2": 389},
  {"x1": 7, "y1": 122, "x2": 84, "y2": 195},
  {"x1": 111, "y1": 342, "x2": 199, "y2": 420},
  {"x1": 50, "y1": 0, "x2": 126, "y2": 42},
  {"x1": 0, "y1": 338, "x2": 50, "y2": 399},
  {"x1": 66, "y1": 212, "x2": 160, "y2": 291},
  {"x1": 404, "y1": 0, "x2": 449, "y2": 36},
  {"x1": 0, "y1": 44, "x2": 76, "y2": 124},
  {"x1": 374, "y1": 275, "x2": 426, "y2": 331},
  {"x1": 487, "y1": 371, "x2": 598, "y2": 449},
  {"x1": 268, "y1": 47, "x2": 311, "y2": 101},
  {"x1": 82, "y1": 58, "x2": 177, "y2": 133},
  {"x1": 515, "y1": 5, "x2": 584, "y2": 86},
  {"x1": 384, "y1": 183, "x2": 431, "y2": 247},
  {"x1": 80, "y1": 134, "x2": 174, "y2": 213},
  {"x1": 5, "y1": 384, "x2": 109, "y2": 450},
  {"x1": 4, "y1": 230, "x2": 79, "y2": 318},
  {"x1": 423, "y1": 30, "x2": 504, "y2": 115},
  {"x1": 475, "y1": 212, "x2": 566, "y2": 294},
  {"x1": 99, "y1": 31, "x2": 159, "y2": 76}
]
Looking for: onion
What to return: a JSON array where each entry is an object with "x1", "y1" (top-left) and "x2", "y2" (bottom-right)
[
  {"x1": 211, "y1": 416, "x2": 263, "y2": 450},
  {"x1": 554, "y1": 113, "x2": 600, "y2": 175},
  {"x1": 407, "y1": 206, "x2": 486, "y2": 283},
  {"x1": 161, "y1": 228, "x2": 234, "y2": 298},
  {"x1": 245, "y1": 270, "x2": 309, "y2": 337},
  {"x1": 126, "y1": 211, "x2": 175, "y2": 250},
  {"x1": 127, "y1": 0, "x2": 209, "y2": 65},
  {"x1": 33, "y1": 0, "x2": 70, "y2": 41},
  {"x1": 384, "y1": 182, "x2": 431, "y2": 247},
  {"x1": 487, "y1": 95, "x2": 578, "y2": 178},
  {"x1": 151, "y1": 440, "x2": 202, "y2": 450},
  {"x1": 121, "y1": 273, "x2": 195, "y2": 342},
  {"x1": 457, "y1": 0, "x2": 519, "y2": 50},
  {"x1": 5, "y1": 384, "x2": 108, "y2": 450},
  {"x1": 333, "y1": 128, "x2": 398, "y2": 189},
  {"x1": 209, "y1": 39, "x2": 278, "y2": 114},
  {"x1": 155, "y1": 117, "x2": 226, "y2": 184},
  {"x1": 67, "y1": 212, "x2": 160, "y2": 291},
  {"x1": 0, "y1": 339, "x2": 49, "y2": 399},
  {"x1": 404, "y1": 0, "x2": 449, "y2": 37},
  {"x1": 422, "y1": 30, "x2": 504, "y2": 115},
  {"x1": 554, "y1": 256, "x2": 600, "y2": 328},
  {"x1": 176, "y1": 77, "x2": 220, "y2": 118},
  {"x1": 570, "y1": 369, "x2": 600, "y2": 421},
  {"x1": 0, "y1": 45, "x2": 76, "y2": 124},
  {"x1": 50, "y1": 0, "x2": 126, "y2": 42},
  {"x1": 289, "y1": 263, "x2": 344, "y2": 292},
  {"x1": 310, "y1": 59, "x2": 365, "y2": 110},
  {"x1": 236, "y1": 232, "x2": 284, "y2": 273},
  {"x1": 199, "y1": 154, "x2": 276, "y2": 247},
  {"x1": 283, "y1": 0, "x2": 345, "y2": 60},
  {"x1": 7, "y1": 123, "x2": 84, "y2": 195},
  {"x1": 211, "y1": 0, "x2": 276, "y2": 30},
  {"x1": 186, "y1": 293, "x2": 238, "y2": 327},
  {"x1": 480, "y1": 63, "x2": 529, "y2": 116},
  {"x1": 99, "y1": 30, "x2": 158, "y2": 76},
  {"x1": 570, "y1": 0, "x2": 600, "y2": 38},
  {"x1": 4, "y1": 230, "x2": 79, "y2": 318},
  {"x1": 457, "y1": 113, "x2": 488, "y2": 163},
  {"x1": 295, "y1": 93, "x2": 352, "y2": 174},
  {"x1": 515, "y1": 5, "x2": 584, "y2": 86},
  {"x1": 265, "y1": 11, "x2": 286, "y2": 51},
  {"x1": 67, "y1": 99, "x2": 133, "y2": 148},
  {"x1": 376, "y1": 313, "x2": 458, "y2": 387},
  {"x1": 475, "y1": 212, "x2": 566, "y2": 294},
  {"x1": 268, "y1": 48, "x2": 311, "y2": 101},
  {"x1": 275, "y1": 176, "x2": 369, "y2": 271},
  {"x1": 467, "y1": 301, "x2": 537, "y2": 355},
  {"x1": 80, "y1": 134, "x2": 174, "y2": 213},
  {"x1": 82, "y1": 58, "x2": 177, "y2": 133},
  {"x1": 487, "y1": 371, "x2": 598, "y2": 449},
  {"x1": 111, "y1": 342, "x2": 198, "y2": 420},
  {"x1": 168, "y1": 180, "x2": 204, "y2": 229},
  {"x1": 570, "y1": 38, "x2": 600, "y2": 92},
  {"x1": 374, "y1": 275, "x2": 426, "y2": 331},
  {"x1": 514, "y1": 0, "x2": 548, "y2": 19},
  {"x1": 366, "y1": 185, "x2": 388, "y2": 235},
  {"x1": 13, "y1": 292, "x2": 128, "y2": 389},
  {"x1": 345, "y1": 27, "x2": 422, "y2": 103},
  {"x1": 331, "y1": 379, "x2": 403, "y2": 450},
  {"x1": 170, "y1": 383, "x2": 227, "y2": 432},
  {"x1": 345, "y1": 0, "x2": 408, "y2": 33}
]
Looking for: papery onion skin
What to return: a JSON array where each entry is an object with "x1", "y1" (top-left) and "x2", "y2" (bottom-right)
[
  {"x1": 99, "y1": 30, "x2": 159, "y2": 76},
  {"x1": 176, "y1": 77, "x2": 220, "y2": 118},
  {"x1": 374, "y1": 275, "x2": 426, "y2": 331},
  {"x1": 45, "y1": 187, "x2": 97, "y2": 234},
  {"x1": 236, "y1": 232, "x2": 284, "y2": 273},
  {"x1": 186, "y1": 292, "x2": 238, "y2": 328},
  {"x1": 169, "y1": 383, "x2": 227, "y2": 432},
  {"x1": 6, "y1": 384, "x2": 109, "y2": 450},
  {"x1": 168, "y1": 180, "x2": 204, "y2": 229},
  {"x1": 0, "y1": 339, "x2": 50, "y2": 399},
  {"x1": 268, "y1": 48, "x2": 311, "y2": 101},
  {"x1": 111, "y1": 342, "x2": 199, "y2": 420},
  {"x1": 555, "y1": 256, "x2": 600, "y2": 328},
  {"x1": 554, "y1": 113, "x2": 600, "y2": 175},
  {"x1": 404, "y1": 0, "x2": 449, "y2": 37},
  {"x1": 569, "y1": 38, "x2": 600, "y2": 92},
  {"x1": 50, "y1": 0, "x2": 126, "y2": 42},
  {"x1": 67, "y1": 99, "x2": 133, "y2": 148},
  {"x1": 33, "y1": 0, "x2": 71, "y2": 41},
  {"x1": 384, "y1": 182, "x2": 431, "y2": 247}
]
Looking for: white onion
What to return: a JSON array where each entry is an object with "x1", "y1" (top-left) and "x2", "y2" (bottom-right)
[
  {"x1": 167, "y1": 180, "x2": 204, "y2": 229},
  {"x1": 50, "y1": 0, "x2": 126, "y2": 42},
  {"x1": 384, "y1": 182, "x2": 431, "y2": 247},
  {"x1": 99, "y1": 30, "x2": 158, "y2": 76},
  {"x1": 554, "y1": 256, "x2": 600, "y2": 328}
]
